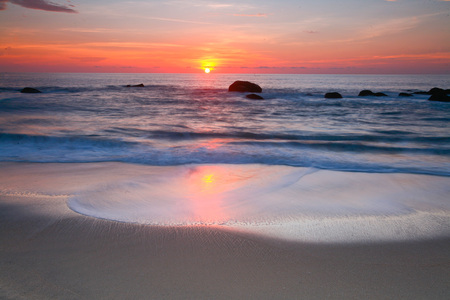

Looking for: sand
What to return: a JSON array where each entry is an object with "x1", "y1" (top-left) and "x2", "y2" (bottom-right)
[{"x1": 1, "y1": 162, "x2": 449, "y2": 299}]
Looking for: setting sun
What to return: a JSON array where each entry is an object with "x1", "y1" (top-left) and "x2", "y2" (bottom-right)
[{"x1": 204, "y1": 68, "x2": 211, "y2": 73}]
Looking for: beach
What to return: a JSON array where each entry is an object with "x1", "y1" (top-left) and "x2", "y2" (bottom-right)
[
  {"x1": 1, "y1": 73, "x2": 449, "y2": 298},
  {"x1": 1, "y1": 162, "x2": 449, "y2": 299},
  {"x1": 2, "y1": 0, "x2": 450, "y2": 294}
]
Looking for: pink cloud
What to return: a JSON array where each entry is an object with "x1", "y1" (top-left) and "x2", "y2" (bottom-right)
[
  {"x1": 233, "y1": 13, "x2": 267, "y2": 17},
  {"x1": 0, "y1": 0, "x2": 77, "y2": 13}
]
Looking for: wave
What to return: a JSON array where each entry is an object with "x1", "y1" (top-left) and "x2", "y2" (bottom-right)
[
  {"x1": 0, "y1": 132, "x2": 449, "y2": 176},
  {"x1": 0, "y1": 84, "x2": 228, "y2": 95},
  {"x1": 230, "y1": 141, "x2": 450, "y2": 155},
  {"x1": 141, "y1": 129, "x2": 449, "y2": 143},
  {"x1": 0, "y1": 132, "x2": 137, "y2": 148},
  {"x1": 0, "y1": 133, "x2": 136, "y2": 162}
]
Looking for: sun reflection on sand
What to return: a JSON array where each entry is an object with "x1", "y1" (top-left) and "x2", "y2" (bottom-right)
[
  {"x1": 185, "y1": 166, "x2": 231, "y2": 224},
  {"x1": 182, "y1": 165, "x2": 260, "y2": 224}
]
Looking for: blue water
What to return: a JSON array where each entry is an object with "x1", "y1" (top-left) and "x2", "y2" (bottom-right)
[{"x1": 0, "y1": 72, "x2": 449, "y2": 175}]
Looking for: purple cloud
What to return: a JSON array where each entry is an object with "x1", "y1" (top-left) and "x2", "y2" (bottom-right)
[
  {"x1": 0, "y1": 0, "x2": 77, "y2": 13},
  {"x1": 0, "y1": 0, "x2": 7, "y2": 10}
]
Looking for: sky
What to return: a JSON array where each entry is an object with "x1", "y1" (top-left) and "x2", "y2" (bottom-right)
[{"x1": 0, "y1": 0, "x2": 449, "y2": 74}]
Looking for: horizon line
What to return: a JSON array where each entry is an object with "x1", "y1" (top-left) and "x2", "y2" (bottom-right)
[{"x1": 1, "y1": 71, "x2": 449, "y2": 76}]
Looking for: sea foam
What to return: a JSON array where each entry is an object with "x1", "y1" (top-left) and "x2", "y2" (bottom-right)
[{"x1": 65, "y1": 163, "x2": 450, "y2": 243}]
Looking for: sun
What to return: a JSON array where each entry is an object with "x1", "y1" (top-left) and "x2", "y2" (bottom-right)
[{"x1": 204, "y1": 68, "x2": 211, "y2": 73}]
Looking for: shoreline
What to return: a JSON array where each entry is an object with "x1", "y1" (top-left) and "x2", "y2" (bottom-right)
[
  {"x1": 1, "y1": 162, "x2": 450, "y2": 298},
  {"x1": 2, "y1": 161, "x2": 449, "y2": 243}
]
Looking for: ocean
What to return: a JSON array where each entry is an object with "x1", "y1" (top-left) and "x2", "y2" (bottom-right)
[{"x1": 1, "y1": 72, "x2": 449, "y2": 175}]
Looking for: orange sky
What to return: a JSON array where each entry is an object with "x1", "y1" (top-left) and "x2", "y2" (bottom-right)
[{"x1": 1, "y1": 0, "x2": 449, "y2": 73}]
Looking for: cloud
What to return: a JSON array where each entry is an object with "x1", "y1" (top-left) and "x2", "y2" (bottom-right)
[
  {"x1": 207, "y1": 3, "x2": 233, "y2": 8},
  {"x1": 233, "y1": 13, "x2": 267, "y2": 17},
  {"x1": 0, "y1": 0, "x2": 77, "y2": 13},
  {"x1": 70, "y1": 57, "x2": 106, "y2": 63},
  {"x1": 304, "y1": 30, "x2": 319, "y2": 34}
]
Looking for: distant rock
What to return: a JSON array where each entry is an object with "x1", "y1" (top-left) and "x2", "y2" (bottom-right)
[
  {"x1": 413, "y1": 88, "x2": 449, "y2": 96},
  {"x1": 125, "y1": 84, "x2": 145, "y2": 87},
  {"x1": 228, "y1": 81, "x2": 262, "y2": 93},
  {"x1": 358, "y1": 90, "x2": 375, "y2": 96},
  {"x1": 428, "y1": 91, "x2": 450, "y2": 102},
  {"x1": 358, "y1": 90, "x2": 386, "y2": 97},
  {"x1": 399, "y1": 93, "x2": 413, "y2": 97},
  {"x1": 246, "y1": 93, "x2": 264, "y2": 100},
  {"x1": 324, "y1": 92, "x2": 342, "y2": 99},
  {"x1": 20, "y1": 87, "x2": 41, "y2": 93}
]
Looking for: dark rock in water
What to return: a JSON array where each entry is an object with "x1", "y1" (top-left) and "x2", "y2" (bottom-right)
[
  {"x1": 324, "y1": 92, "x2": 342, "y2": 99},
  {"x1": 246, "y1": 93, "x2": 264, "y2": 100},
  {"x1": 126, "y1": 84, "x2": 144, "y2": 87},
  {"x1": 228, "y1": 81, "x2": 262, "y2": 93},
  {"x1": 428, "y1": 87, "x2": 444, "y2": 95},
  {"x1": 428, "y1": 91, "x2": 450, "y2": 102},
  {"x1": 414, "y1": 88, "x2": 449, "y2": 96},
  {"x1": 358, "y1": 90, "x2": 375, "y2": 96},
  {"x1": 399, "y1": 93, "x2": 413, "y2": 97},
  {"x1": 358, "y1": 90, "x2": 386, "y2": 97},
  {"x1": 20, "y1": 87, "x2": 41, "y2": 93}
]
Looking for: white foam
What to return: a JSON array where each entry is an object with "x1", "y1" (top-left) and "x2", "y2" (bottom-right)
[{"x1": 65, "y1": 164, "x2": 450, "y2": 243}]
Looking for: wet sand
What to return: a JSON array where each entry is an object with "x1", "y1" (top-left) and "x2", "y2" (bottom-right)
[
  {"x1": 1, "y1": 163, "x2": 449, "y2": 299},
  {"x1": 1, "y1": 195, "x2": 449, "y2": 299}
]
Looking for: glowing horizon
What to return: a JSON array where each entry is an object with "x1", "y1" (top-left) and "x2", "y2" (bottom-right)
[{"x1": 0, "y1": 0, "x2": 449, "y2": 74}]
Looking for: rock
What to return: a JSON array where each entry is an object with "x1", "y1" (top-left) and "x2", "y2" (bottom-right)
[
  {"x1": 428, "y1": 87, "x2": 444, "y2": 95},
  {"x1": 246, "y1": 94, "x2": 264, "y2": 100},
  {"x1": 228, "y1": 81, "x2": 262, "y2": 93},
  {"x1": 20, "y1": 87, "x2": 41, "y2": 93},
  {"x1": 413, "y1": 88, "x2": 449, "y2": 96},
  {"x1": 428, "y1": 91, "x2": 450, "y2": 102},
  {"x1": 399, "y1": 93, "x2": 413, "y2": 97},
  {"x1": 358, "y1": 90, "x2": 386, "y2": 97},
  {"x1": 358, "y1": 90, "x2": 375, "y2": 96},
  {"x1": 125, "y1": 84, "x2": 144, "y2": 87},
  {"x1": 324, "y1": 92, "x2": 342, "y2": 99}
]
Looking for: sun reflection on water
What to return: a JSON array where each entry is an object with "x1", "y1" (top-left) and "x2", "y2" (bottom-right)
[
  {"x1": 185, "y1": 165, "x2": 246, "y2": 224},
  {"x1": 202, "y1": 173, "x2": 214, "y2": 183}
]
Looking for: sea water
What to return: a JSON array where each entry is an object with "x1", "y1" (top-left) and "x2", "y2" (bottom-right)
[
  {"x1": 1, "y1": 73, "x2": 449, "y2": 175},
  {"x1": 1, "y1": 73, "x2": 449, "y2": 242}
]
